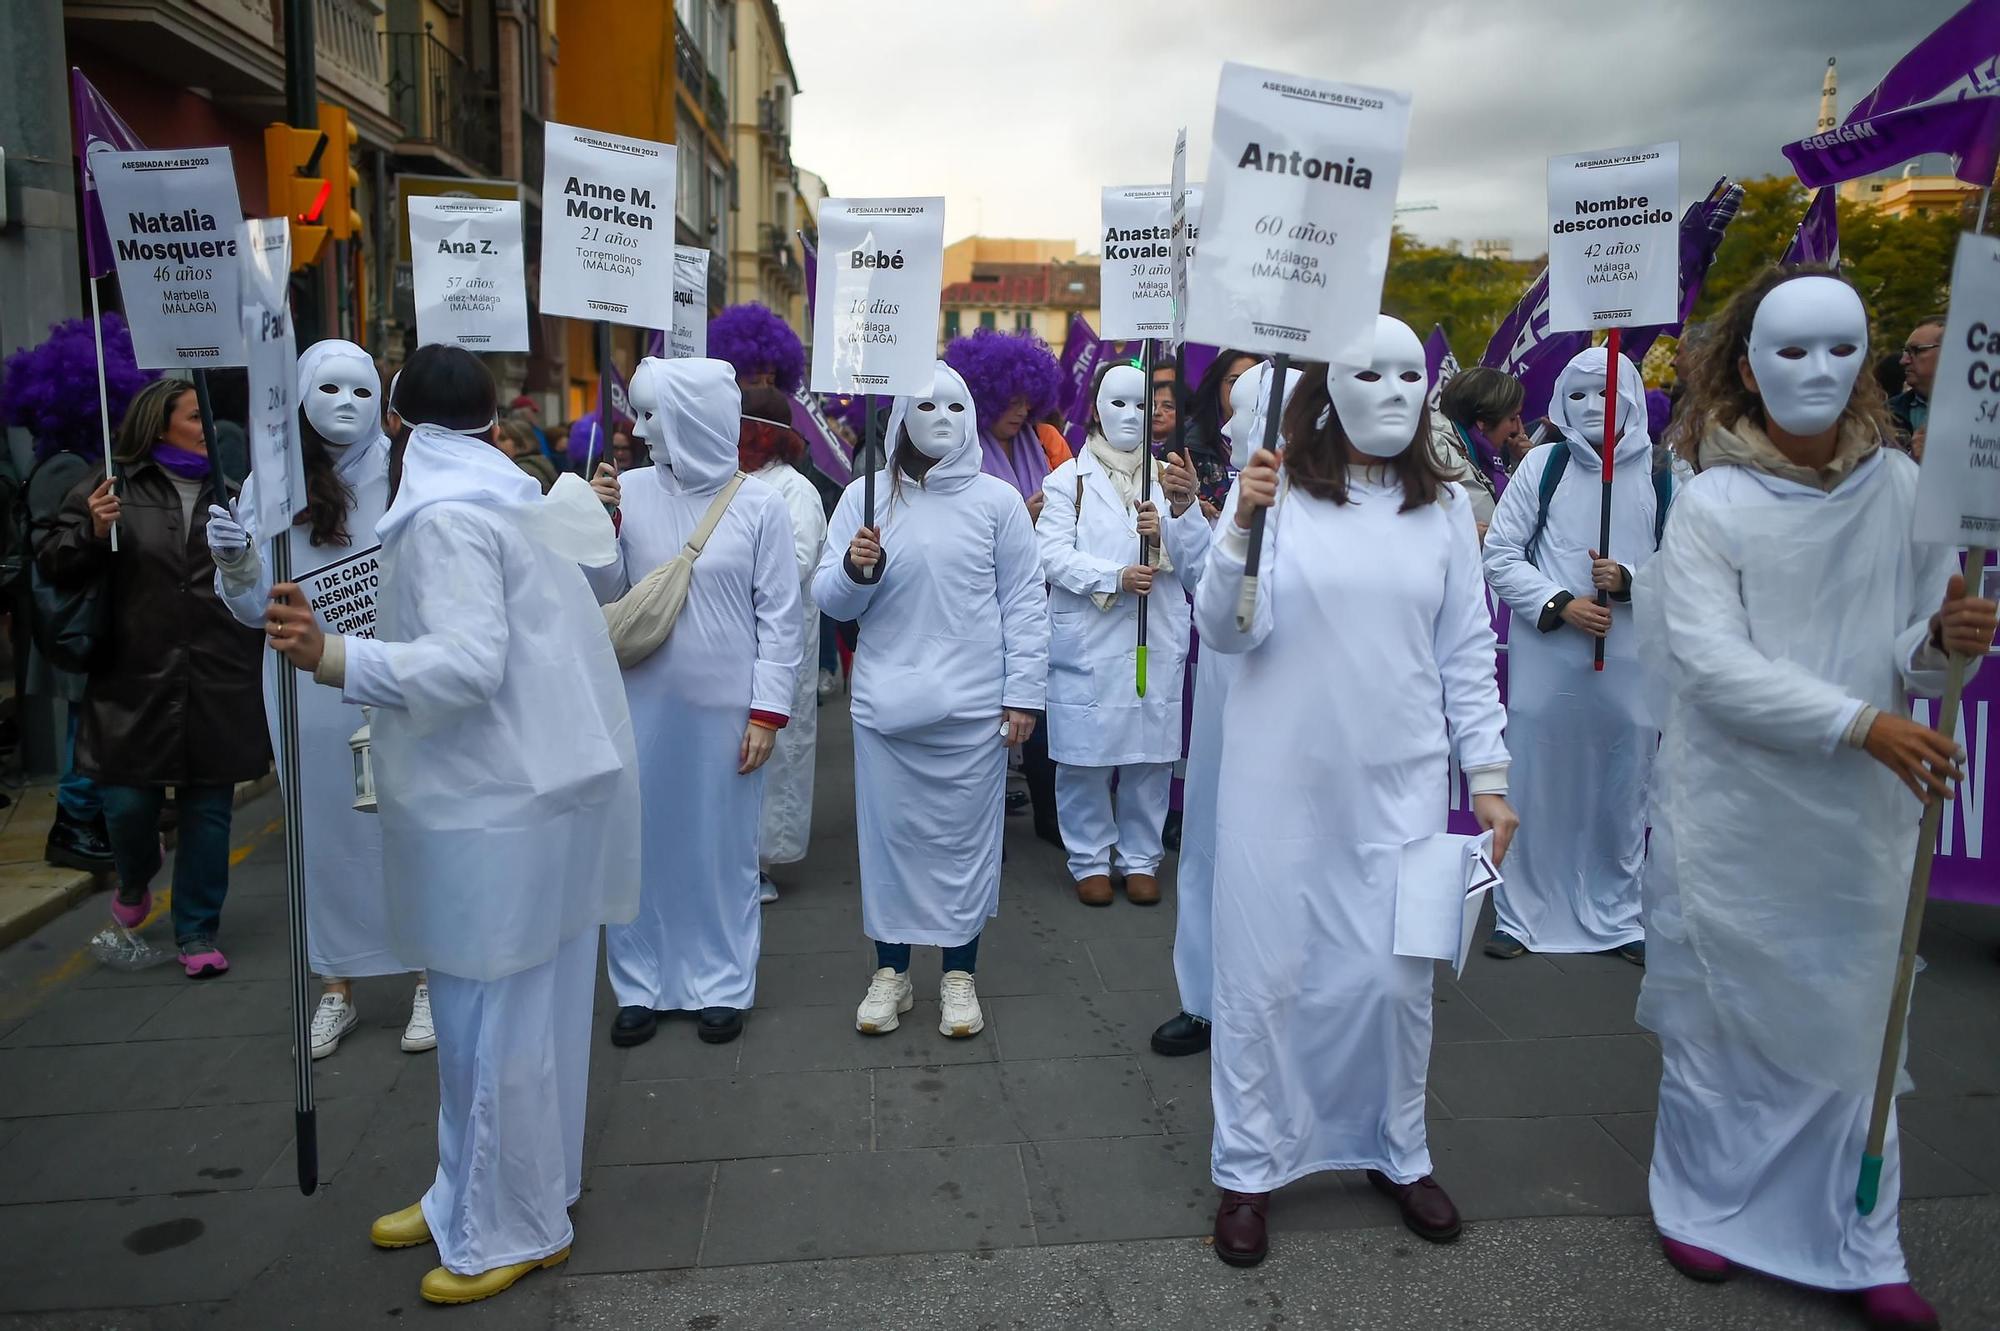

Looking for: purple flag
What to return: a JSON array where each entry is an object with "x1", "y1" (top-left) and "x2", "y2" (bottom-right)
[
  {"x1": 1626, "y1": 179, "x2": 1743, "y2": 363},
  {"x1": 1424, "y1": 324, "x2": 1455, "y2": 390},
  {"x1": 1058, "y1": 315, "x2": 1107, "y2": 452},
  {"x1": 1783, "y1": 188, "x2": 1840, "y2": 267},
  {"x1": 1784, "y1": 95, "x2": 2000, "y2": 188},
  {"x1": 1846, "y1": 0, "x2": 2000, "y2": 123},
  {"x1": 790, "y1": 386, "x2": 852, "y2": 486},
  {"x1": 1481, "y1": 270, "x2": 1585, "y2": 427},
  {"x1": 70, "y1": 69, "x2": 146, "y2": 280}
]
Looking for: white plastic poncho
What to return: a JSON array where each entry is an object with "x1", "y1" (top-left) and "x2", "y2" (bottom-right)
[
  {"x1": 597, "y1": 357, "x2": 802, "y2": 1012},
  {"x1": 1196, "y1": 469, "x2": 1506, "y2": 1192},
  {"x1": 755, "y1": 456, "x2": 827, "y2": 866},
  {"x1": 813, "y1": 362, "x2": 1050, "y2": 946},
  {"x1": 1633, "y1": 443, "x2": 1966, "y2": 1095},
  {"x1": 1480, "y1": 347, "x2": 1659, "y2": 952},
  {"x1": 218, "y1": 361, "x2": 395, "y2": 977},
  {"x1": 1035, "y1": 446, "x2": 1210, "y2": 766},
  {"x1": 339, "y1": 423, "x2": 640, "y2": 983}
]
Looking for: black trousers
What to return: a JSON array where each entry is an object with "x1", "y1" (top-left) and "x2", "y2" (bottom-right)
[{"x1": 1022, "y1": 713, "x2": 1059, "y2": 833}]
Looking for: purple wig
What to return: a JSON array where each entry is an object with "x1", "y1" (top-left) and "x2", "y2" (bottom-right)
[
  {"x1": 0, "y1": 313, "x2": 157, "y2": 464},
  {"x1": 708, "y1": 303, "x2": 805, "y2": 393},
  {"x1": 943, "y1": 328, "x2": 1062, "y2": 434}
]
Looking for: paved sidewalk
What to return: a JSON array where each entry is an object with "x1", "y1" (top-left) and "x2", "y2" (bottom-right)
[{"x1": 0, "y1": 701, "x2": 1996, "y2": 1328}]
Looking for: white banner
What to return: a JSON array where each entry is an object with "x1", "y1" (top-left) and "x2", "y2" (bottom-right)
[
  {"x1": 95, "y1": 148, "x2": 246, "y2": 368},
  {"x1": 1914, "y1": 231, "x2": 2000, "y2": 546},
  {"x1": 538, "y1": 121, "x2": 676, "y2": 328},
  {"x1": 409, "y1": 197, "x2": 530, "y2": 352},
  {"x1": 1170, "y1": 129, "x2": 1197, "y2": 350},
  {"x1": 297, "y1": 544, "x2": 382, "y2": 639},
  {"x1": 1545, "y1": 141, "x2": 1680, "y2": 334},
  {"x1": 809, "y1": 197, "x2": 946, "y2": 396},
  {"x1": 1103, "y1": 182, "x2": 1204, "y2": 340},
  {"x1": 239, "y1": 218, "x2": 305, "y2": 543},
  {"x1": 672, "y1": 246, "x2": 710, "y2": 357},
  {"x1": 1186, "y1": 63, "x2": 1409, "y2": 367}
]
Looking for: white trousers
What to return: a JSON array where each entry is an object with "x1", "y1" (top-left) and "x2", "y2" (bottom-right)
[
  {"x1": 1055, "y1": 761, "x2": 1172, "y2": 880},
  {"x1": 422, "y1": 928, "x2": 597, "y2": 1276}
]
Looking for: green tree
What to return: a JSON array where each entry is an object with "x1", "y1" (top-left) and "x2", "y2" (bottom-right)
[{"x1": 1381, "y1": 228, "x2": 1541, "y2": 364}]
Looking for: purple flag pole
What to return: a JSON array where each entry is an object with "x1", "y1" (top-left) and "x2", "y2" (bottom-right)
[{"x1": 71, "y1": 69, "x2": 144, "y2": 553}]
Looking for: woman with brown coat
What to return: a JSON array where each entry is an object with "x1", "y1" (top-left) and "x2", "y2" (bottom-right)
[{"x1": 39, "y1": 377, "x2": 270, "y2": 977}]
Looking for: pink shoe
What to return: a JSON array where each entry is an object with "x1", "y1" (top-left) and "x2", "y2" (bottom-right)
[
  {"x1": 1859, "y1": 1283, "x2": 1939, "y2": 1330},
  {"x1": 109, "y1": 889, "x2": 151, "y2": 930},
  {"x1": 178, "y1": 936, "x2": 229, "y2": 979},
  {"x1": 1660, "y1": 1235, "x2": 1733, "y2": 1283}
]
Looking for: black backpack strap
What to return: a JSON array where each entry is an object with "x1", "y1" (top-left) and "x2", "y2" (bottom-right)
[
  {"x1": 1652, "y1": 465, "x2": 1674, "y2": 548},
  {"x1": 1525, "y1": 446, "x2": 1570, "y2": 564}
]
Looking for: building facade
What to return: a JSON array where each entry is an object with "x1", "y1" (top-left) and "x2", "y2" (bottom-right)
[
  {"x1": 726, "y1": 0, "x2": 805, "y2": 317},
  {"x1": 938, "y1": 236, "x2": 1101, "y2": 350}
]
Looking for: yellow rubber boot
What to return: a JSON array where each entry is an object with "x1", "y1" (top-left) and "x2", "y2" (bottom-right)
[
  {"x1": 369, "y1": 1202, "x2": 431, "y2": 1250},
  {"x1": 420, "y1": 1248, "x2": 570, "y2": 1305}
]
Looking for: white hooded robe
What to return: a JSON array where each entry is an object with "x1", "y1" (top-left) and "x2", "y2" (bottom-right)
[
  {"x1": 1196, "y1": 472, "x2": 1506, "y2": 1192},
  {"x1": 756, "y1": 458, "x2": 827, "y2": 867},
  {"x1": 597, "y1": 358, "x2": 802, "y2": 1013},
  {"x1": 812, "y1": 363, "x2": 1050, "y2": 947},
  {"x1": 1481, "y1": 348, "x2": 1659, "y2": 953}
]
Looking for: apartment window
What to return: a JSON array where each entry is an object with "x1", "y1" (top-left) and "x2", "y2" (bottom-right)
[
  {"x1": 703, "y1": 1, "x2": 729, "y2": 77},
  {"x1": 708, "y1": 163, "x2": 729, "y2": 247},
  {"x1": 979, "y1": 311, "x2": 996, "y2": 331},
  {"x1": 677, "y1": 114, "x2": 702, "y2": 230},
  {"x1": 1015, "y1": 312, "x2": 1032, "y2": 333},
  {"x1": 944, "y1": 310, "x2": 960, "y2": 338}
]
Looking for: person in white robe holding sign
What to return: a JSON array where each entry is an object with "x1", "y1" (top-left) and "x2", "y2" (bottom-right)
[
  {"x1": 1196, "y1": 316, "x2": 1514, "y2": 1268},
  {"x1": 264, "y1": 344, "x2": 641, "y2": 1306},
  {"x1": 1036, "y1": 362, "x2": 1210, "y2": 907},
  {"x1": 1636, "y1": 269, "x2": 1994, "y2": 1331},
  {"x1": 814, "y1": 362, "x2": 1049, "y2": 1040},
  {"x1": 207, "y1": 339, "x2": 431, "y2": 1059},
  {"x1": 596, "y1": 357, "x2": 802, "y2": 1049},
  {"x1": 738, "y1": 384, "x2": 827, "y2": 903},
  {"x1": 1480, "y1": 345, "x2": 1663, "y2": 964}
]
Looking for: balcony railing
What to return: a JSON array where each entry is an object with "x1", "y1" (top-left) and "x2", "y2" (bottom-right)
[
  {"x1": 675, "y1": 22, "x2": 706, "y2": 104},
  {"x1": 315, "y1": 0, "x2": 391, "y2": 116},
  {"x1": 385, "y1": 29, "x2": 502, "y2": 176}
]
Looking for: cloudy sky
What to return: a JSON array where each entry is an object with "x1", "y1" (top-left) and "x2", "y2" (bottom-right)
[{"x1": 786, "y1": 0, "x2": 1957, "y2": 257}]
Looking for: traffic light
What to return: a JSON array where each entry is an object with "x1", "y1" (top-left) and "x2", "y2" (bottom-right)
[
  {"x1": 317, "y1": 102, "x2": 364, "y2": 243},
  {"x1": 263, "y1": 122, "x2": 331, "y2": 270}
]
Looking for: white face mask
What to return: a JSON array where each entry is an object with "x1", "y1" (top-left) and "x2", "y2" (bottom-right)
[
  {"x1": 1328, "y1": 316, "x2": 1426, "y2": 458},
  {"x1": 1747, "y1": 276, "x2": 1869, "y2": 436},
  {"x1": 629, "y1": 367, "x2": 662, "y2": 444},
  {"x1": 1561, "y1": 371, "x2": 1611, "y2": 447},
  {"x1": 907, "y1": 371, "x2": 972, "y2": 459},
  {"x1": 303, "y1": 355, "x2": 380, "y2": 447},
  {"x1": 1095, "y1": 365, "x2": 1147, "y2": 452}
]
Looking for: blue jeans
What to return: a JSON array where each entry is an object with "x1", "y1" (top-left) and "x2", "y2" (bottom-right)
[
  {"x1": 818, "y1": 614, "x2": 840, "y2": 675},
  {"x1": 99, "y1": 784, "x2": 235, "y2": 945},
  {"x1": 57, "y1": 709, "x2": 102, "y2": 822},
  {"x1": 875, "y1": 933, "x2": 981, "y2": 975}
]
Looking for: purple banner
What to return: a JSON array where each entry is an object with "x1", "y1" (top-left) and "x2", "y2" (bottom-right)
[
  {"x1": 1481, "y1": 270, "x2": 1584, "y2": 428},
  {"x1": 1784, "y1": 95, "x2": 2000, "y2": 189},
  {"x1": 1425, "y1": 324, "x2": 1456, "y2": 390},
  {"x1": 69, "y1": 69, "x2": 146, "y2": 280},
  {"x1": 790, "y1": 386, "x2": 853, "y2": 488},
  {"x1": 1626, "y1": 180, "x2": 1742, "y2": 363},
  {"x1": 1783, "y1": 187, "x2": 1840, "y2": 267},
  {"x1": 1847, "y1": 0, "x2": 2000, "y2": 123},
  {"x1": 1055, "y1": 316, "x2": 1137, "y2": 451}
]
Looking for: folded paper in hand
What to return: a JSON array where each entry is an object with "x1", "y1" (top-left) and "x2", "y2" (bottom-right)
[{"x1": 1393, "y1": 830, "x2": 1501, "y2": 978}]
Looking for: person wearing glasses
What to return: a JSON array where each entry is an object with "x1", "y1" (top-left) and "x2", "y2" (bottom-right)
[{"x1": 1888, "y1": 315, "x2": 1943, "y2": 461}]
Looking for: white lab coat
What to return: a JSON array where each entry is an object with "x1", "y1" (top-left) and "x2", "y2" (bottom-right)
[
  {"x1": 598, "y1": 359, "x2": 802, "y2": 1012},
  {"x1": 1634, "y1": 436, "x2": 1965, "y2": 1288},
  {"x1": 813, "y1": 363, "x2": 1050, "y2": 947},
  {"x1": 335, "y1": 424, "x2": 640, "y2": 1278},
  {"x1": 217, "y1": 434, "x2": 395, "y2": 977},
  {"x1": 1035, "y1": 446, "x2": 1209, "y2": 766},
  {"x1": 1480, "y1": 351, "x2": 1659, "y2": 953},
  {"x1": 1196, "y1": 474, "x2": 1507, "y2": 1193},
  {"x1": 756, "y1": 458, "x2": 826, "y2": 866}
]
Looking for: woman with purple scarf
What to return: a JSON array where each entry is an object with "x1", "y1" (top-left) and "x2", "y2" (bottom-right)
[
  {"x1": 41, "y1": 377, "x2": 269, "y2": 978},
  {"x1": 1429, "y1": 366, "x2": 1528, "y2": 538},
  {"x1": 943, "y1": 328, "x2": 1069, "y2": 844}
]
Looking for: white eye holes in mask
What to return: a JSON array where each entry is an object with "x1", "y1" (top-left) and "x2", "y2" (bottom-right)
[
  {"x1": 915, "y1": 400, "x2": 966, "y2": 413},
  {"x1": 1770, "y1": 342, "x2": 1861, "y2": 361},
  {"x1": 317, "y1": 382, "x2": 374, "y2": 398},
  {"x1": 1351, "y1": 370, "x2": 1424, "y2": 385}
]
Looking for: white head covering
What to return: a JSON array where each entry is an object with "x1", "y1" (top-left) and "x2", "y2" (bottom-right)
[
  {"x1": 1552, "y1": 345, "x2": 1652, "y2": 469},
  {"x1": 884, "y1": 362, "x2": 983, "y2": 500},
  {"x1": 1225, "y1": 361, "x2": 1305, "y2": 469},
  {"x1": 296, "y1": 339, "x2": 382, "y2": 447},
  {"x1": 629, "y1": 356, "x2": 741, "y2": 495}
]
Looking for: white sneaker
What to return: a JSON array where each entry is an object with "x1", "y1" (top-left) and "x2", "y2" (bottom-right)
[
  {"x1": 855, "y1": 966, "x2": 914, "y2": 1035},
  {"x1": 817, "y1": 668, "x2": 840, "y2": 702},
  {"x1": 309, "y1": 991, "x2": 358, "y2": 1060},
  {"x1": 758, "y1": 872, "x2": 780, "y2": 904},
  {"x1": 400, "y1": 982, "x2": 437, "y2": 1053},
  {"x1": 939, "y1": 970, "x2": 984, "y2": 1038}
]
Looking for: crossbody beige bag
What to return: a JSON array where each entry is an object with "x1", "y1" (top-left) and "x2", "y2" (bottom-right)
[{"x1": 602, "y1": 472, "x2": 747, "y2": 668}]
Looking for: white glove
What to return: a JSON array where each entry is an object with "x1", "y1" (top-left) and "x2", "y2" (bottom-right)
[{"x1": 206, "y1": 504, "x2": 250, "y2": 554}]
